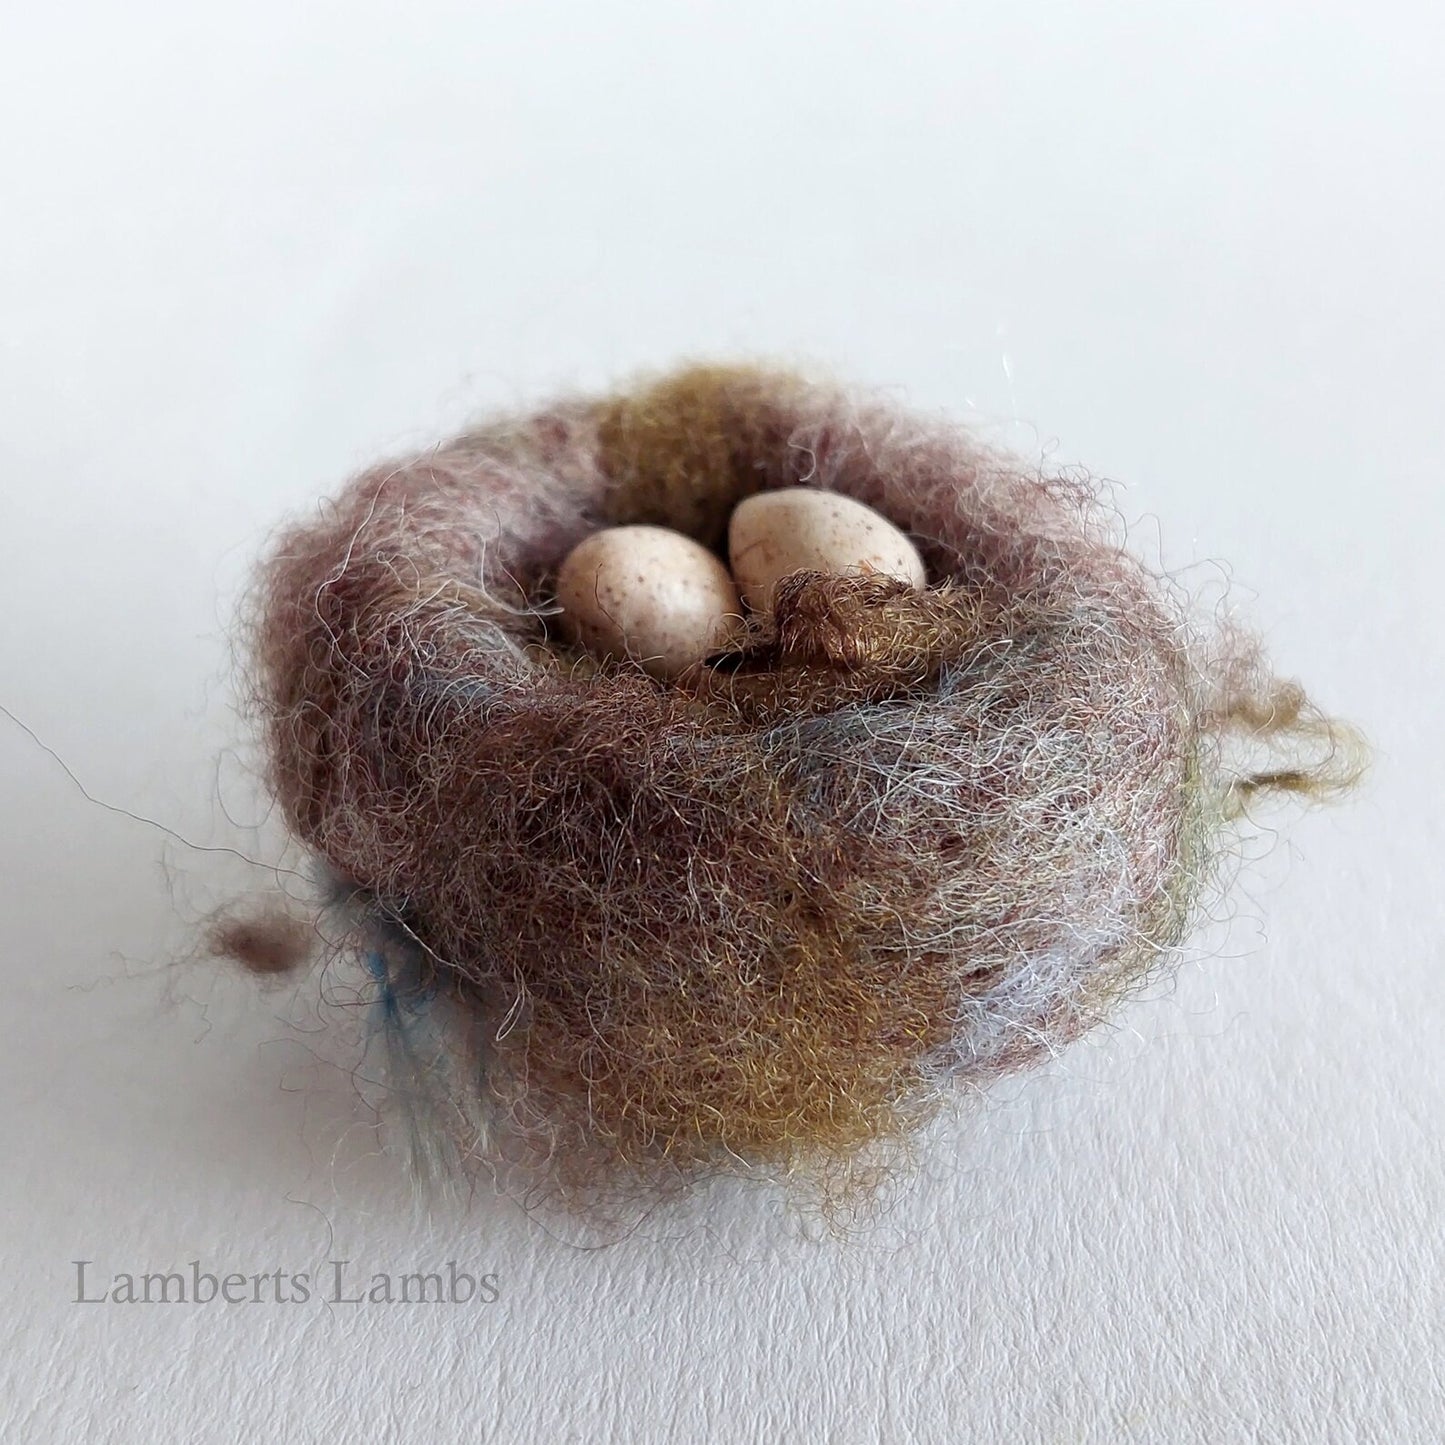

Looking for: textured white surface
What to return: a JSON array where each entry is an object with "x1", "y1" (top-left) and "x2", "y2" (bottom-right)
[{"x1": 1, "y1": 3, "x2": 1441, "y2": 1441}]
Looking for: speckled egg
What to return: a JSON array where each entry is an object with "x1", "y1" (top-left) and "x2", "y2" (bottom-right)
[
  {"x1": 727, "y1": 487, "x2": 927, "y2": 614},
  {"x1": 556, "y1": 525, "x2": 743, "y2": 679}
]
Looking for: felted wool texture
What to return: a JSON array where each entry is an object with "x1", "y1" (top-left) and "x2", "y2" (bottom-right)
[{"x1": 244, "y1": 363, "x2": 1359, "y2": 1200}]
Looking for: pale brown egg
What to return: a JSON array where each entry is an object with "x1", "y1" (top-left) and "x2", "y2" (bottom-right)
[
  {"x1": 728, "y1": 487, "x2": 927, "y2": 614},
  {"x1": 556, "y1": 525, "x2": 743, "y2": 679}
]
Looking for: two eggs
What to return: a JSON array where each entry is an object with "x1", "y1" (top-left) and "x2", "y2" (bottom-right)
[{"x1": 556, "y1": 488, "x2": 927, "y2": 679}]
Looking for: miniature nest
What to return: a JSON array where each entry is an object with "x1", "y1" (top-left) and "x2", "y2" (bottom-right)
[{"x1": 245, "y1": 363, "x2": 1358, "y2": 1196}]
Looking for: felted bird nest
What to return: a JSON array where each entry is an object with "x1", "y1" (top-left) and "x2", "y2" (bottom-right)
[{"x1": 235, "y1": 362, "x2": 1359, "y2": 1201}]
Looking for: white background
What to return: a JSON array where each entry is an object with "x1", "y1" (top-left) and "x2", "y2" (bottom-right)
[{"x1": 1, "y1": 2, "x2": 1441, "y2": 1441}]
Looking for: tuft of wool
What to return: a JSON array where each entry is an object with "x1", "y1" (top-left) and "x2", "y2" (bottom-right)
[
  {"x1": 208, "y1": 910, "x2": 313, "y2": 978},
  {"x1": 239, "y1": 363, "x2": 1362, "y2": 1202}
]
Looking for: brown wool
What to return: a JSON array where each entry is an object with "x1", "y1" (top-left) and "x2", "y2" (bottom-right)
[{"x1": 209, "y1": 911, "x2": 313, "y2": 978}]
